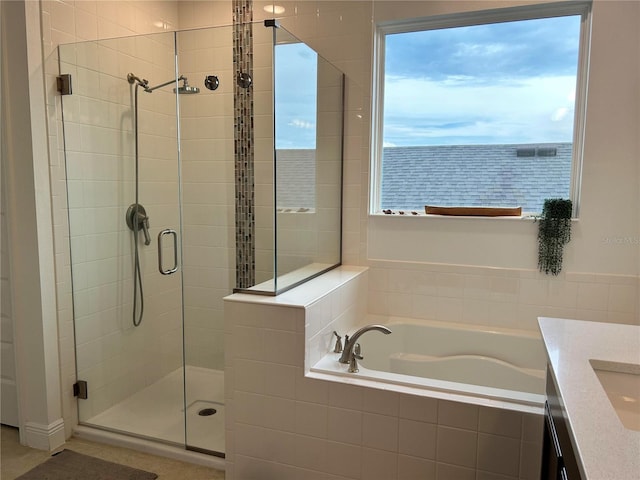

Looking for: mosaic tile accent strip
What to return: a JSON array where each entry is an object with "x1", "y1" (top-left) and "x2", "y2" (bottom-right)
[{"x1": 233, "y1": 0, "x2": 255, "y2": 289}]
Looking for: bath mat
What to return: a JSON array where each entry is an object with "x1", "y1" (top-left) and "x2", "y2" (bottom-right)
[{"x1": 16, "y1": 449, "x2": 158, "y2": 480}]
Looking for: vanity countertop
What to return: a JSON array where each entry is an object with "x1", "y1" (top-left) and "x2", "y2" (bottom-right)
[{"x1": 538, "y1": 317, "x2": 640, "y2": 480}]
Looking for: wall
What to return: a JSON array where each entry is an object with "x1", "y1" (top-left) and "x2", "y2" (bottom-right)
[
  {"x1": 3, "y1": 0, "x2": 65, "y2": 449},
  {"x1": 0, "y1": 7, "x2": 16, "y2": 424},
  {"x1": 271, "y1": 0, "x2": 637, "y2": 330},
  {"x1": 1, "y1": 156, "x2": 19, "y2": 427},
  {"x1": 176, "y1": 22, "x2": 236, "y2": 370},
  {"x1": 360, "y1": 0, "x2": 639, "y2": 330}
]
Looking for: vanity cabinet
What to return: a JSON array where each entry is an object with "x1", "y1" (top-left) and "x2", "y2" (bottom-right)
[
  {"x1": 541, "y1": 366, "x2": 583, "y2": 480},
  {"x1": 540, "y1": 367, "x2": 582, "y2": 480},
  {"x1": 539, "y1": 318, "x2": 640, "y2": 480}
]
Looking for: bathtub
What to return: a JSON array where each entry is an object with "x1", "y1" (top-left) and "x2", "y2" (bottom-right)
[{"x1": 311, "y1": 317, "x2": 546, "y2": 412}]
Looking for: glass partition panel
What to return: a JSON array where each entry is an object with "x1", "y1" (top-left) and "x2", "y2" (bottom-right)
[
  {"x1": 240, "y1": 23, "x2": 344, "y2": 295},
  {"x1": 252, "y1": 22, "x2": 277, "y2": 289}
]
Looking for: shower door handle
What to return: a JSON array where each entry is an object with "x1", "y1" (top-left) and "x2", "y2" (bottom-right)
[{"x1": 157, "y1": 229, "x2": 178, "y2": 275}]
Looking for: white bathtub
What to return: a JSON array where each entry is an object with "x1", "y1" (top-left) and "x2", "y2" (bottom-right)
[{"x1": 311, "y1": 317, "x2": 546, "y2": 412}]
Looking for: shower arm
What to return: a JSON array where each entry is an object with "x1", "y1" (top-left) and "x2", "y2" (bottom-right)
[{"x1": 145, "y1": 75, "x2": 185, "y2": 93}]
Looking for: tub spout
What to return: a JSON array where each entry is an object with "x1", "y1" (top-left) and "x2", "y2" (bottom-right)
[{"x1": 339, "y1": 324, "x2": 392, "y2": 371}]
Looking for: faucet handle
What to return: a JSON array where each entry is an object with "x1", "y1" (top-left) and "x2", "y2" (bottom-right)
[
  {"x1": 332, "y1": 331, "x2": 343, "y2": 353},
  {"x1": 354, "y1": 343, "x2": 363, "y2": 360},
  {"x1": 348, "y1": 355, "x2": 360, "y2": 373}
]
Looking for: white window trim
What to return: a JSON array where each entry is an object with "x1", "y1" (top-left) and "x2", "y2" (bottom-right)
[{"x1": 370, "y1": 1, "x2": 593, "y2": 218}]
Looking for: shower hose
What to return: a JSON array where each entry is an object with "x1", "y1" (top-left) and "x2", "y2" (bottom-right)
[{"x1": 132, "y1": 84, "x2": 144, "y2": 327}]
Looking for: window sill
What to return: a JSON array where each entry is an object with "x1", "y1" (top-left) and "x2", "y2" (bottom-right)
[
  {"x1": 371, "y1": 212, "x2": 529, "y2": 219},
  {"x1": 369, "y1": 212, "x2": 580, "y2": 221}
]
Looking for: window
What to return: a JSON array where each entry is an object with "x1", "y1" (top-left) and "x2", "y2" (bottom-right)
[{"x1": 371, "y1": 3, "x2": 591, "y2": 216}]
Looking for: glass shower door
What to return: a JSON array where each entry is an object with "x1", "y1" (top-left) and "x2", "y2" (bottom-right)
[
  {"x1": 60, "y1": 32, "x2": 187, "y2": 447},
  {"x1": 176, "y1": 25, "x2": 235, "y2": 456}
]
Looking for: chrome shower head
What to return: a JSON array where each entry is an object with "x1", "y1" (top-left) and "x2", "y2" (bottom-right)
[{"x1": 173, "y1": 77, "x2": 200, "y2": 95}]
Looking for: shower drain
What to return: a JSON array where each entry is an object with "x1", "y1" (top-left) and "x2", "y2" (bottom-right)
[{"x1": 198, "y1": 408, "x2": 217, "y2": 416}]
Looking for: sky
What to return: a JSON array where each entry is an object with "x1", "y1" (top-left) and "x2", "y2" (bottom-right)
[
  {"x1": 274, "y1": 14, "x2": 582, "y2": 149},
  {"x1": 275, "y1": 42, "x2": 318, "y2": 149},
  {"x1": 383, "y1": 15, "x2": 582, "y2": 147}
]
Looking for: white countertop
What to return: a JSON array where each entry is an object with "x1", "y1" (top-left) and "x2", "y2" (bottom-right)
[{"x1": 538, "y1": 317, "x2": 640, "y2": 480}]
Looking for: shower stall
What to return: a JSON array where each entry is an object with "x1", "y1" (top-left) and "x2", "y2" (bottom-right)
[{"x1": 58, "y1": 22, "x2": 343, "y2": 458}]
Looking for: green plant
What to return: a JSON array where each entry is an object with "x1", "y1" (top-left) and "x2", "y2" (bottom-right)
[{"x1": 537, "y1": 199, "x2": 572, "y2": 275}]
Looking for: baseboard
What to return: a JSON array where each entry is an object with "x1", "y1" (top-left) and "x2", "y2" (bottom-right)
[{"x1": 24, "y1": 418, "x2": 65, "y2": 451}]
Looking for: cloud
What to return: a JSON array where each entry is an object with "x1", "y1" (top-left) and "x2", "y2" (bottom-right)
[
  {"x1": 551, "y1": 107, "x2": 570, "y2": 122},
  {"x1": 382, "y1": 74, "x2": 578, "y2": 145},
  {"x1": 453, "y1": 42, "x2": 507, "y2": 58},
  {"x1": 275, "y1": 42, "x2": 318, "y2": 148},
  {"x1": 386, "y1": 15, "x2": 581, "y2": 81},
  {"x1": 289, "y1": 119, "x2": 315, "y2": 129}
]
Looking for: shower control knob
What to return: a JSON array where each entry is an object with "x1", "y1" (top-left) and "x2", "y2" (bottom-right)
[
  {"x1": 204, "y1": 75, "x2": 220, "y2": 91},
  {"x1": 126, "y1": 203, "x2": 151, "y2": 246},
  {"x1": 236, "y1": 72, "x2": 252, "y2": 89}
]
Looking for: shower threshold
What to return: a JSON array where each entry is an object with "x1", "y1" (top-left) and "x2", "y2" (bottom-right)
[
  {"x1": 77, "y1": 366, "x2": 224, "y2": 462},
  {"x1": 74, "y1": 425, "x2": 225, "y2": 469}
]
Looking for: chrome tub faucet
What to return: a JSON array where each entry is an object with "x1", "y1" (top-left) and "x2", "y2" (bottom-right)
[{"x1": 338, "y1": 324, "x2": 392, "y2": 373}]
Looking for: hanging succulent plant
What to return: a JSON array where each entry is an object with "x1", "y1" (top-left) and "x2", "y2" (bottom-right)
[{"x1": 537, "y1": 199, "x2": 573, "y2": 275}]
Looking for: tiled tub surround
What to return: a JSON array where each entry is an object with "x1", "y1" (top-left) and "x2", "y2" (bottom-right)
[
  {"x1": 225, "y1": 266, "x2": 544, "y2": 480},
  {"x1": 367, "y1": 260, "x2": 640, "y2": 333}
]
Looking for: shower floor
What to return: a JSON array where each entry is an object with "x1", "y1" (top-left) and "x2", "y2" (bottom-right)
[{"x1": 84, "y1": 366, "x2": 224, "y2": 455}]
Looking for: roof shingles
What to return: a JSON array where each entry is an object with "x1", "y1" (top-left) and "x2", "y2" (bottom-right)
[{"x1": 381, "y1": 143, "x2": 572, "y2": 212}]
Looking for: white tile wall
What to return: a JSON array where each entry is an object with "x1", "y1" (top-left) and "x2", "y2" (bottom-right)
[
  {"x1": 225, "y1": 267, "x2": 544, "y2": 480},
  {"x1": 368, "y1": 260, "x2": 639, "y2": 332},
  {"x1": 177, "y1": 24, "x2": 236, "y2": 370}
]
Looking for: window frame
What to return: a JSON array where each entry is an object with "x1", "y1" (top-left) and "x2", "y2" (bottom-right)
[{"x1": 370, "y1": 2, "x2": 592, "y2": 217}]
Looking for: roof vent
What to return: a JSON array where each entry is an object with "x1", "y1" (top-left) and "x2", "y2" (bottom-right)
[
  {"x1": 516, "y1": 148, "x2": 536, "y2": 157},
  {"x1": 536, "y1": 147, "x2": 557, "y2": 157}
]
